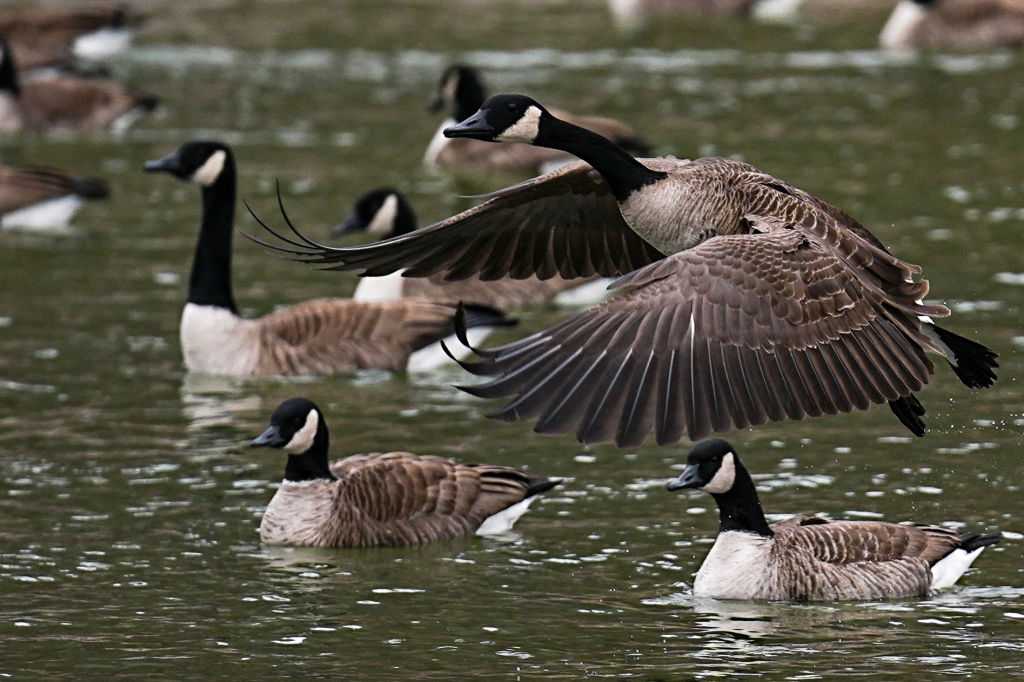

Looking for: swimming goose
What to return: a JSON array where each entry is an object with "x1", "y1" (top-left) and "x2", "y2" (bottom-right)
[
  {"x1": 335, "y1": 187, "x2": 611, "y2": 309},
  {"x1": 250, "y1": 397, "x2": 561, "y2": 548},
  {"x1": 1, "y1": 163, "x2": 108, "y2": 229},
  {"x1": 0, "y1": 35, "x2": 157, "y2": 133},
  {"x1": 667, "y1": 439, "x2": 1000, "y2": 601},
  {"x1": 609, "y1": 0, "x2": 756, "y2": 28},
  {"x1": 880, "y1": 0, "x2": 1024, "y2": 50},
  {"x1": 0, "y1": 3, "x2": 138, "y2": 71},
  {"x1": 145, "y1": 140, "x2": 511, "y2": 376},
  {"x1": 250, "y1": 94, "x2": 997, "y2": 445},
  {"x1": 424, "y1": 64, "x2": 649, "y2": 174}
]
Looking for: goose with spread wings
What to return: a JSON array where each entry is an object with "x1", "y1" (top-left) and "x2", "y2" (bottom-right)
[{"x1": 249, "y1": 94, "x2": 998, "y2": 446}]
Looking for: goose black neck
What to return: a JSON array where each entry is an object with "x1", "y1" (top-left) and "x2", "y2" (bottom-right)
[
  {"x1": 539, "y1": 118, "x2": 665, "y2": 202},
  {"x1": 393, "y1": 196, "x2": 418, "y2": 236},
  {"x1": 710, "y1": 461, "x2": 773, "y2": 537},
  {"x1": 454, "y1": 74, "x2": 486, "y2": 122},
  {"x1": 284, "y1": 425, "x2": 336, "y2": 483},
  {"x1": 188, "y1": 165, "x2": 238, "y2": 312},
  {"x1": 0, "y1": 46, "x2": 20, "y2": 96}
]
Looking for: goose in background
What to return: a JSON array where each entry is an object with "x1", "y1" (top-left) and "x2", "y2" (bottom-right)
[
  {"x1": 250, "y1": 397, "x2": 562, "y2": 548},
  {"x1": 1, "y1": 163, "x2": 109, "y2": 230},
  {"x1": 0, "y1": 3, "x2": 139, "y2": 71},
  {"x1": 753, "y1": 0, "x2": 896, "y2": 23},
  {"x1": 145, "y1": 140, "x2": 513, "y2": 376},
  {"x1": 609, "y1": 0, "x2": 756, "y2": 29},
  {"x1": 666, "y1": 440, "x2": 1000, "y2": 601},
  {"x1": 880, "y1": 0, "x2": 1024, "y2": 50},
  {"x1": 334, "y1": 187, "x2": 612, "y2": 309},
  {"x1": 424, "y1": 64, "x2": 650, "y2": 175},
  {"x1": 0, "y1": 35, "x2": 157, "y2": 133},
  {"x1": 251, "y1": 94, "x2": 997, "y2": 446}
]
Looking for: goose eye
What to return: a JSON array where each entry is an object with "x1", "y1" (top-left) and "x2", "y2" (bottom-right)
[{"x1": 507, "y1": 102, "x2": 518, "y2": 112}]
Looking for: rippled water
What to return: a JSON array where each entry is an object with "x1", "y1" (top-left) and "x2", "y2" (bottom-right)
[{"x1": 1, "y1": 1, "x2": 1022, "y2": 677}]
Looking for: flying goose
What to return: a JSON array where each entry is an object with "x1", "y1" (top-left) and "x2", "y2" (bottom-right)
[
  {"x1": 880, "y1": 0, "x2": 1024, "y2": 50},
  {"x1": 1, "y1": 163, "x2": 109, "y2": 230},
  {"x1": 145, "y1": 140, "x2": 512, "y2": 376},
  {"x1": 424, "y1": 64, "x2": 649, "y2": 174},
  {"x1": 335, "y1": 187, "x2": 612, "y2": 310},
  {"x1": 250, "y1": 397, "x2": 561, "y2": 548},
  {"x1": 666, "y1": 439, "x2": 1000, "y2": 601},
  {"x1": 0, "y1": 3, "x2": 138, "y2": 71},
  {"x1": 249, "y1": 94, "x2": 998, "y2": 446},
  {"x1": 0, "y1": 35, "x2": 157, "y2": 133}
]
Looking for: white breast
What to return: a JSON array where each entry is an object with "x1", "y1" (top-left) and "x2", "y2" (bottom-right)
[
  {"x1": 352, "y1": 269, "x2": 407, "y2": 302},
  {"x1": 0, "y1": 93, "x2": 23, "y2": 132},
  {"x1": 693, "y1": 531, "x2": 774, "y2": 600},
  {"x1": 1, "y1": 196, "x2": 82, "y2": 231},
  {"x1": 880, "y1": 1, "x2": 927, "y2": 50},
  {"x1": 423, "y1": 119, "x2": 454, "y2": 168},
  {"x1": 259, "y1": 480, "x2": 337, "y2": 546},
  {"x1": 179, "y1": 303, "x2": 260, "y2": 375}
]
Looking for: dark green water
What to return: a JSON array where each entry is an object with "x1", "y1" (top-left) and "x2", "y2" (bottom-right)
[{"x1": 1, "y1": 1, "x2": 1022, "y2": 678}]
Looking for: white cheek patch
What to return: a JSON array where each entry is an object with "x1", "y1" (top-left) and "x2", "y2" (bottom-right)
[
  {"x1": 497, "y1": 106, "x2": 542, "y2": 143},
  {"x1": 191, "y1": 150, "x2": 227, "y2": 186},
  {"x1": 284, "y1": 410, "x2": 319, "y2": 454},
  {"x1": 703, "y1": 452, "x2": 736, "y2": 494},
  {"x1": 366, "y1": 194, "x2": 398, "y2": 235}
]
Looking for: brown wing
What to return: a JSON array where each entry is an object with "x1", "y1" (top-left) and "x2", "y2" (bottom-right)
[
  {"x1": 402, "y1": 273, "x2": 597, "y2": 310},
  {"x1": 20, "y1": 78, "x2": 142, "y2": 131},
  {"x1": 328, "y1": 453, "x2": 539, "y2": 546},
  {"x1": 776, "y1": 520, "x2": 961, "y2": 566},
  {"x1": 454, "y1": 230, "x2": 940, "y2": 447},
  {"x1": 0, "y1": 165, "x2": 77, "y2": 214},
  {"x1": 246, "y1": 160, "x2": 669, "y2": 281},
  {"x1": 254, "y1": 298, "x2": 455, "y2": 374}
]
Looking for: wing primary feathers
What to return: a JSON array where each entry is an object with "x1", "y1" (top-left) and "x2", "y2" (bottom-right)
[{"x1": 275, "y1": 181, "x2": 337, "y2": 251}]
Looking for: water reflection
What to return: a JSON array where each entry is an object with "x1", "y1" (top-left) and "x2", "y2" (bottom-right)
[{"x1": 180, "y1": 373, "x2": 263, "y2": 431}]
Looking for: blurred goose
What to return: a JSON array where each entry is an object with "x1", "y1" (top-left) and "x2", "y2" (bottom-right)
[
  {"x1": 610, "y1": 0, "x2": 756, "y2": 28},
  {"x1": 251, "y1": 94, "x2": 997, "y2": 446},
  {"x1": 880, "y1": 0, "x2": 1024, "y2": 50},
  {"x1": 1, "y1": 163, "x2": 108, "y2": 229},
  {"x1": 667, "y1": 440, "x2": 1000, "y2": 601},
  {"x1": 145, "y1": 141, "x2": 512, "y2": 376},
  {"x1": 0, "y1": 35, "x2": 157, "y2": 133},
  {"x1": 250, "y1": 397, "x2": 561, "y2": 548},
  {"x1": 335, "y1": 187, "x2": 611, "y2": 309},
  {"x1": 0, "y1": 3, "x2": 138, "y2": 71},
  {"x1": 752, "y1": 0, "x2": 897, "y2": 23},
  {"x1": 424, "y1": 64, "x2": 649, "y2": 174}
]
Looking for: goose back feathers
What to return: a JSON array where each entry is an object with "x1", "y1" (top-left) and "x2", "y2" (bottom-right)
[
  {"x1": 0, "y1": 35, "x2": 157, "y2": 133},
  {"x1": 147, "y1": 140, "x2": 511, "y2": 376},
  {"x1": 252, "y1": 398, "x2": 560, "y2": 547},
  {"x1": 668, "y1": 440, "x2": 999, "y2": 601},
  {"x1": 251, "y1": 95, "x2": 996, "y2": 443}
]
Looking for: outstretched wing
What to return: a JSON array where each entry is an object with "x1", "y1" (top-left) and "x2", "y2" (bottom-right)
[
  {"x1": 450, "y1": 229, "x2": 939, "y2": 447},
  {"x1": 245, "y1": 161, "x2": 669, "y2": 281}
]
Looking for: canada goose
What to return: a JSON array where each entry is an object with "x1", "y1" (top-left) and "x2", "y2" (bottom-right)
[
  {"x1": 880, "y1": 0, "x2": 1024, "y2": 50},
  {"x1": 250, "y1": 94, "x2": 998, "y2": 446},
  {"x1": 666, "y1": 439, "x2": 1000, "y2": 601},
  {"x1": 145, "y1": 140, "x2": 512, "y2": 376},
  {"x1": 424, "y1": 64, "x2": 649, "y2": 174},
  {"x1": 752, "y1": 0, "x2": 897, "y2": 23},
  {"x1": 0, "y1": 35, "x2": 157, "y2": 133},
  {"x1": 0, "y1": 3, "x2": 138, "y2": 71},
  {"x1": 250, "y1": 397, "x2": 561, "y2": 548},
  {"x1": 334, "y1": 187, "x2": 612, "y2": 309},
  {"x1": 1, "y1": 163, "x2": 108, "y2": 229},
  {"x1": 609, "y1": 0, "x2": 756, "y2": 28}
]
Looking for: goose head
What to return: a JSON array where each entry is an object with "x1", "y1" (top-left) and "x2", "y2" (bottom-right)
[
  {"x1": 428, "y1": 64, "x2": 487, "y2": 122},
  {"x1": 0, "y1": 36, "x2": 19, "y2": 96},
  {"x1": 144, "y1": 140, "x2": 234, "y2": 188},
  {"x1": 251, "y1": 398, "x2": 334, "y2": 482},
  {"x1": 666, "y1": 439, "x2": 739, "y2": 495},
  {"x1": 333, "y1": 188, "x2": 417, "y2": 239},
  {"x1": 444, "y1": 94, "x2": 554, "y2": 146}
]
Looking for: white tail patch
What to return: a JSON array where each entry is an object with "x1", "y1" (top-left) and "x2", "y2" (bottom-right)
[
  {"x1": 553, "y1": 277, "x2": 613, "y2": 307},
  {"x1": 284, "y1": 409, "x2": 319, "y2": 454},
  {"x1": 353, "y1": 269, "x2": 407, "y2": 302},
  {"x1": 73, "y1": 29, "x2": 134, "y2": 61},
  {"x1": 111, "y1": 107, "x2": 147, "y2": 135},
  {"x1": 366, "y1": 193, "x2": 399, "y2": 235},
  {"x1": 1, "y1": 196, "x2": 82, "y2": 231},
  {"x1": 191, "y1": 150, "x2": 227, "y2": 186},
  {"x1": 930, "y1": 546, "x2": 989, "y2": 590},
  {"x1": 880, "y1": 1, "x2": 927, "y2": 50},
  {"x1": 752, "y1": 0, "x2": 805, "y2": 23},
  {"x1": 406, "y1": 327, "x2": 494, "y2": 373},
  {"x1": 476, "y1": 495, "x2": 538, "y2": 536}
]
